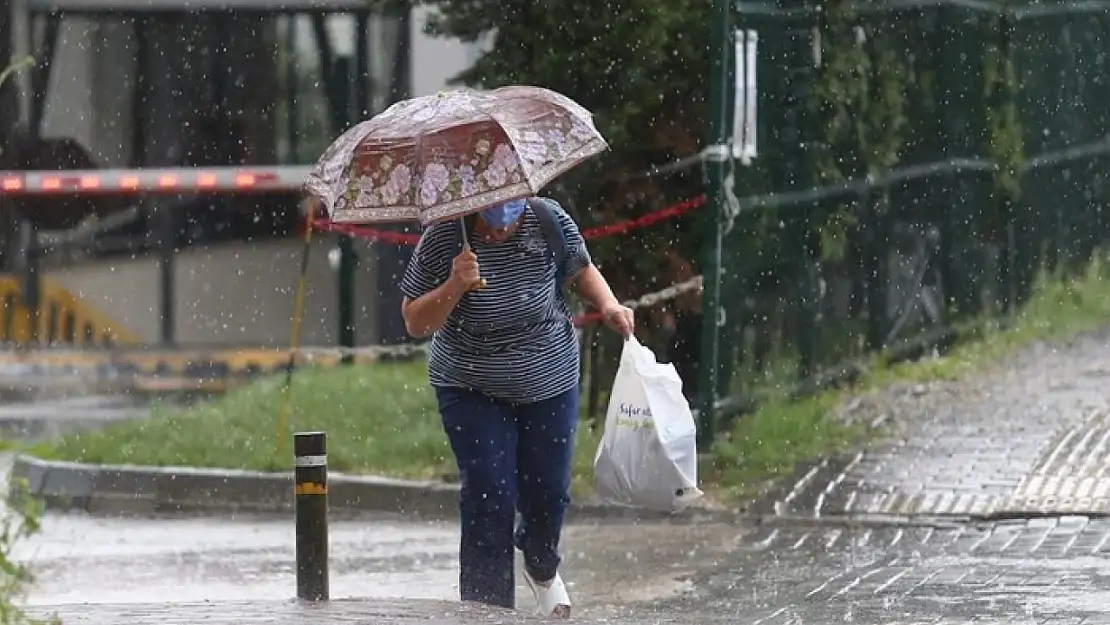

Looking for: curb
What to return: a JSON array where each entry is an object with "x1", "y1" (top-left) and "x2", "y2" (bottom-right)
[{"x1": 9, "y1": 455, "x2": 741, "y2": 524}]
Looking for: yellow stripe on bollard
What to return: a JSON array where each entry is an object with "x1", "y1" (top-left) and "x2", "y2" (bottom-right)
[{"x1": 294, "y1": 482, "x2": 328, "y2": 496}]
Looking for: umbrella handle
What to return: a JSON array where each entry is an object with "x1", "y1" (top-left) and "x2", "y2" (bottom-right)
[
  {"x1": 459, "y1": 218, "x2": 487, "y2": 291},
  {"x1": 463, "y1": 244, "x2": 488, "y2": 291}
]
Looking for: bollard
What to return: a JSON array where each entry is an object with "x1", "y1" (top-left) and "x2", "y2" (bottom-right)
[{"x1": 294, "y1": 431, "x2": 329, "y2": 601}]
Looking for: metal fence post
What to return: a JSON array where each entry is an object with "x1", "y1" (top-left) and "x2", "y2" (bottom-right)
[
  {"x1": 322, "y1": 53, "x2": 359, "y2": 364},
  {"x1": 696, "y1": 0, "x2": 733, "y2": 448},
  {"x1": 294, "y1": 431, "x2": 329, "y2": 602}
]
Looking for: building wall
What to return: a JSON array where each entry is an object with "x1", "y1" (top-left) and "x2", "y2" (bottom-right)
[{"x1": 45, "y1": 235, "x2": 382, "y2": 347}]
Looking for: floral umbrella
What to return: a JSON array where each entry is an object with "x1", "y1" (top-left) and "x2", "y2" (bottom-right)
[{"x1": 304, "y1": 85, "x2": 608, "y2": 226}]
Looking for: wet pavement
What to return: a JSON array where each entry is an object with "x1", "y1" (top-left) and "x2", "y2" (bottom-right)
[
  {"x1": 17, "y1": 511, "x2": 740, "y2": 610},
  {"x1": 13, "y1": 330, "x2": 1110, "y2": 623},
  {"x1": 0, "y1": 450, "x2": 744, "y2": 623},
  {"x1": 654, "y1": 517, "x2": 1110, "y2": 624},
  {"x1": 25, "y1": 515, "x2": 1110, "y2": 624},
  {"x1": 774, "y1": 329, "x2": 1110, "y2": 519},
  {"x1": 640, "y1": 328, "x2": 1110, "y2": 624},
  {"x1": 19, "y1": 511, "x2": 742, "y2": 624}
]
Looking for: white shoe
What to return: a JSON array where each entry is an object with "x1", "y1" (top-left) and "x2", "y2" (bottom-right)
[{"x1": 523, "y1": 570, "x2": 571, "y2": 619}]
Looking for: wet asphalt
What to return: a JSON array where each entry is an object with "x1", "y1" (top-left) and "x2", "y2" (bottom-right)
[
  {"x1": 15, "y1": 504, "x2": 741, "y2": 610},
  {"x1": 9, "y1": 331, "x2": 1110, "y2": 623}
]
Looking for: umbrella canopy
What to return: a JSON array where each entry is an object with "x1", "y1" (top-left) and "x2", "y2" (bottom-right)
[{"x1": 304, "y1": 85, "x2": 608, "y2": 226}]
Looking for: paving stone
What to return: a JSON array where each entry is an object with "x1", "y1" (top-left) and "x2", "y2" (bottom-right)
[
  {"x1": 774, "y1": 330, "x2": 1110, "y2": 519},
  {"x1": 991, "y1": 408, "x2": 1110, "y2": 515},
  {"x1": 649, "y1": 518, "x2": 1110, "y2": 624}
]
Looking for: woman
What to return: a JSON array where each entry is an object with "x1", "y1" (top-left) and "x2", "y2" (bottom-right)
[{"x1": 400, "y1": 197, "x2": 634, "y2": 618}]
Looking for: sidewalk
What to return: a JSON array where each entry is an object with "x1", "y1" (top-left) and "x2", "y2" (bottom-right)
[
  {"x1": 644, "y1": 329, "x2": 1110, "y2": 624},
  {"x1": 772, "y1": 327, "x2": 1110, "y2": 520},
  {"x1": 663, "y1": 517, "x2": 1110, "y2": 625}
]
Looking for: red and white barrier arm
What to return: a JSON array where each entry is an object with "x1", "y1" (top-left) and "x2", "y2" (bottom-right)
[
  {"x1": 0, "y1": 167, "x2": 706, "y2": 245},
  {"x1": 0, "y1": 166, "x2": 313, "y2": 196}
]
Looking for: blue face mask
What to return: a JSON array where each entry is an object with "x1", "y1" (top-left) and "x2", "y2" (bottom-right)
[{"x1": 480, "y1": 199, "x2": 527, "y2": 229}]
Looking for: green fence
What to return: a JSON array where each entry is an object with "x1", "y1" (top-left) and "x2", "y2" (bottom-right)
[{"x1": 703, "y1": 0, "x2": 1110, "y2": 429}]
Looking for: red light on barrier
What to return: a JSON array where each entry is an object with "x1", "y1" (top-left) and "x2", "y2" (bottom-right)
[
  {"x1": 158, "y1": 175, "x2": 178, "y2": 189},
  {"x1": 42, "y1": 177, "x2": 61, "y2": 190},
  {"x1": 197, "y1": 173, "x2": 218, "y2": 188},
  {"x1": 235, "y1": 173, "x2": 256, "y2": 188},
  {"x1": 80, "y1": 176, "x2": 100, "y2": 190},
  {"x1": 121, "y1": 176, "x2": 140, "y2": 190},
  {"x1": 1, "y1": 177, "x2": 22, "y2": 191}
]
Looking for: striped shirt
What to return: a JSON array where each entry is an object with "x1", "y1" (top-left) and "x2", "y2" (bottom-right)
[{"x1": 399, "y1": 205, "x2": 592, "y2": 404}]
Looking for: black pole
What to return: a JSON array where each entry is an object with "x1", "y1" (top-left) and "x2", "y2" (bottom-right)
[
  {"x1": 29, "y1": 13, "x2": 60, "y2": 138},
  {"x1": 335, "y1": 55, "x2": 357, "y2": 363},
  {"x1": 18, "y1": 218, "x2": 41, "y2": 344},
  {"x1": 157, "y1": 203, "x2": 176, "y2": 346},
  {"x1": 0, "y1": 0, "x2": 14, "y2": 146},
  {"x1": 284, "y1": 18, "x2": 298, "y2": 162},
  {"x1": 294, "y1": 431, "x2": 329, "y2": 602},
  {"x1": 131, "y1": 17, "x2": 149, "y2": 167}
]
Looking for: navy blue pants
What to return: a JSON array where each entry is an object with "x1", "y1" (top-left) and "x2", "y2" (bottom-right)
[{"x1": 435, "y1": 385, "x2": 579, "y2": 609}]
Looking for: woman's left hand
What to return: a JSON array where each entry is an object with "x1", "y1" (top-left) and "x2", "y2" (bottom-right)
[{"x1": 601, "y1": 302, "x2": 635, "y2": 339}]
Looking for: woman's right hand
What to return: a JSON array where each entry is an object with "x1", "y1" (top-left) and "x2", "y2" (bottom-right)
[
  {"x1": 402, "y1": 248, "x2": 482, "y2": 338},
  {"x1": 449, "y1": 248, "x2": 482, "y2": 291}
]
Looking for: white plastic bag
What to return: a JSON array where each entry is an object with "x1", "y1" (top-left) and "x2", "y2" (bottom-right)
[{"x1": 593, "y1": 337, "x2": 704, "y2": 512}]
